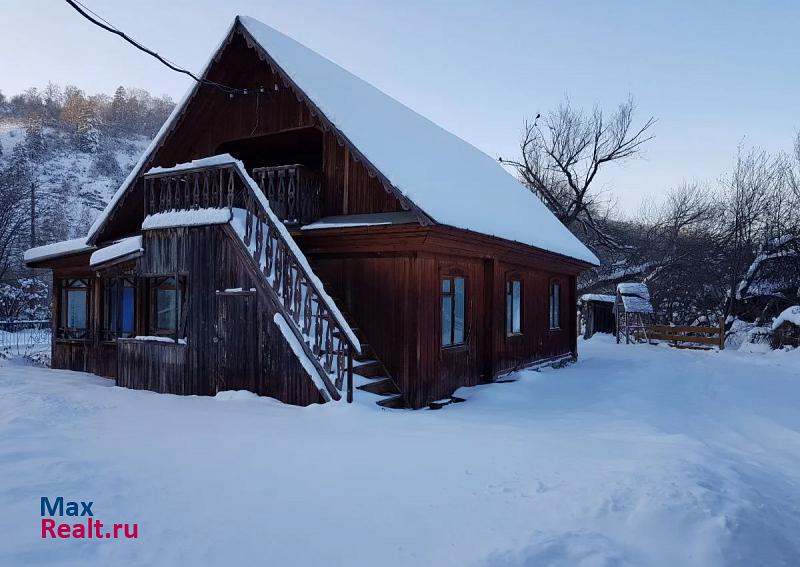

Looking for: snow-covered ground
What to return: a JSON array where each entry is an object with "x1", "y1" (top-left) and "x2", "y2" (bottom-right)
[{"x1": 0, "y1": 336, "x2": 799, "y2": 566}]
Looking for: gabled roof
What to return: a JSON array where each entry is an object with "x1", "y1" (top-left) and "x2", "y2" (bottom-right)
[
  {"x1": 616, "y1": 282, "x2": 654, "y2": 314},
  {"x1": 87, "y1": 16, "x2": 598, "y2": 266}
]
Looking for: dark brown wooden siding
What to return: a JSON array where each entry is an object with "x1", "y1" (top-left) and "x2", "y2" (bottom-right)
[
  {"x1": 52, "y1": 341, "x2": 117, "y2": 378},
  {"x1": 116, "y1": 340, "x2": 188, "y2": 393},
  {"x1": 126, "y1": 225, "x2": 322, "y2": 405},
  {"x1": 98, "y1": 31, "x2": 403, "y2": 243},
  {"x1": 298, "y1": 224, "x2": 585, "y2": 408},
  {"x1": 310, "y1": 255, "x2": 415, "y2": 400},
  {"x1": 492, "y1": 262, "x2": 576, "y2": 375}
]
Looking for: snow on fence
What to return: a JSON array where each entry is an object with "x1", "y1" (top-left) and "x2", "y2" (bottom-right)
[{"x1": 0, "y1": 320, "x2": 51, "y2": 356}]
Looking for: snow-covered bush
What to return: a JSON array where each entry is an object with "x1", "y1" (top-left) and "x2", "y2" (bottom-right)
[
  {"x1": 0, "y1": 277, "x2": 49, "y2": 320},
  {"x1": 91, "y1": 149, "x2": 123, "y2": 179},
  {"x1": 771, "y1": 305, "x2": 800, "y2": 349}
]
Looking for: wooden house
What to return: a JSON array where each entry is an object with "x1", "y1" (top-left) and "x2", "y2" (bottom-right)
[{"x1": 24, "y1": 16, "x2": 598, "y2": 409}]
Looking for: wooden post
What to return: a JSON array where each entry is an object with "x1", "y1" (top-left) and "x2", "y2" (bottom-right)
[
  {"x1": 174, "y1": 234, "x2": 180, "y2": 345},
  {"x1": 346, "y1": 344, "x2": 353, "y2": 403},
  {"x1": 625, "y1": 312, "x2": 630, "y2": 344},
  {"x1": 719, "y1": 316, "x2": 725, "y2": 350},
  {"x1": 342, "y1": 146, "x2": 350, "y2": 215}
]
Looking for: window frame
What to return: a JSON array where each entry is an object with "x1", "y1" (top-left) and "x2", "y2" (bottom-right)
[
  {"x1": 440, "y1": 273, "x2": 467, "y2": 349},
  {"x1": 505, "y1": 276, "x2": 523, "y2": 337},
  {"x1": 148, "y1": 276, "x2": 185, "y2": 336},
  {"x1": 58, "y1": 278, "x2": 91, "y2": 340},
  {"x1": 101, "y1": 277, "x2": 136, "y2": 341},
  {"x1": 549, "y1": 279, "x2": 562, "y2": 330}
]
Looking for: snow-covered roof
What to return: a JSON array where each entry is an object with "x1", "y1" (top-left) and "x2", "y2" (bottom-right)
[
  {"x1": 89, "y1": 236, "x2": 143, "y2": 267},
  {"x1": 301, "y1": 212, "x2": 418, "y2": 231},
  {"x1": 772, "y1": 305, "x2": 800, "y2": 330},
  {"x1": 87, "y1": 17, "x2": 598, "y2": 266},
  {"x1": 616, "y1": 282, "x2": 653, "y2": 314},
  {"x1": 617, "y1": 282, "x2": 650, "y2": 298},
  {"x1": 24, "y1": 237, "x2": 94, "y2": 264},
  {"x1": 239, "y1": 17, "x2": 597, "y2": 264},
  {"x1": 580, "y1": 294, "x2": 616, "y2": 304}
]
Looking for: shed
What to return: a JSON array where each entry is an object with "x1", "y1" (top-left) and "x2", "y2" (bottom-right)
[{"x1": 579, "y1": 294, "x2": 616, "y2": 339}]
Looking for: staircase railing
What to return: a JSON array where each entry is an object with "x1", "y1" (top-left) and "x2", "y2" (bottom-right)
[{"x1": 143, "y1": 157, "x2": 359, "y2": 402}]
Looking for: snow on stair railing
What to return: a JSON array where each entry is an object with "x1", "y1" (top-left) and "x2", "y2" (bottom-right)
[{"x1": 143, "y1": 155, "x2": 360, "y2": 402}]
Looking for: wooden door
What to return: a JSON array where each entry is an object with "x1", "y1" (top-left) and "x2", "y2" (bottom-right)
[{"x1": 215, "y1": 291, "x2": 258, "y2": 393}]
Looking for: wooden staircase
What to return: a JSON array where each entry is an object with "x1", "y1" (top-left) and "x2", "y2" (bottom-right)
[
  {"x1": 143, "y1": 159, "x2": 362, "y2": 403},
  {"x1": 326, "y1": 298, "x2": 407, "y2": 409}
]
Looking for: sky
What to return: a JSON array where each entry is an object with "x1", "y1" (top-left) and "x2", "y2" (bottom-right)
[{"x1": 1, "y1": 0, "x2": 798, "y2": 214}]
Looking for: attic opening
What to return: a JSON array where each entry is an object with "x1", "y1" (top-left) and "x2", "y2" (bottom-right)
[{"x1": 215, "y1": 127, "x2": 323, "y2": 172}]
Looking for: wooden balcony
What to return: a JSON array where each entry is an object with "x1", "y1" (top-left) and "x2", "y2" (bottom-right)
[
  {"x1": 143, "y1": 161, "x2": 322, "y2": 226},
  {"x1": 252, "y1": 165, "x2": 322, "y2": 226}
]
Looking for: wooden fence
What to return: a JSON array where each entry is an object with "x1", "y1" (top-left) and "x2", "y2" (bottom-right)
[{"x1": 648, "y1": 317, "x2": 726, "y2": 350}]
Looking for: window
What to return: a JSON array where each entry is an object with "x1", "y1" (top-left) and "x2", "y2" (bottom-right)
[
  {"x1": 441, "y1": 276, "x2": 465, "y2": 347},
  {"x1": 149, "y1": 277, "x2": 184, "y2": 335},
  {"x1": 59, "y1": 278, "x2": 90, "y2": 339},
  {"x1": 102, "y1": 277, "x2": 136, "y2": 340},
  {"x1": 506, "y1": 279, "x2": 522, "y2": 335},
  {"x1": 549, "y1": 281, "x2": 561, "y2": 329}
]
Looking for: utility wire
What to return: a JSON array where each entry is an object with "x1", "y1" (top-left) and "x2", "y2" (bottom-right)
[{"x1": 63, "y1": 0, "x2": 253, "y2": 96}]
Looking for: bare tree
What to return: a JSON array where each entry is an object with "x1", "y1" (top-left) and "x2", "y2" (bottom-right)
[
  {"x1": 720, "y1": 146, "x2": 788, "y2": 317},
  {"x1": 640, "y1": 183, "x2": 724, "y2": 323},
  {"x1": 0, "y1": 169, "x2": 29, "y2": 282},
  {"x1": 500, "y1": 96, "x2": 655, "y2": 247}
]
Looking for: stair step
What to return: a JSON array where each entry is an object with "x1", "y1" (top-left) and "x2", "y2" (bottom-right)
[
  {"x1": 353, "y1": 344, "x2": 376, "y2": 361},
  {"x1": 428, "y1": 396, "x2": 466, "y2": 410},
  {"x1": 352, "y1": 360, "x2": 385, "y2": 377},
  {"x1": 357, "y1": 378, "x2": 399, "y2": 396},
  {"x1": 333, "y1": 327, "x2": 363, "y2": 340},
  {"x1": 376, "y1": 394, "x2": 407, "y2": 409}
]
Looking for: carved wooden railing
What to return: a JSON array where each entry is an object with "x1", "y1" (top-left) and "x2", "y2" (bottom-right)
[
  {"x1": 144, "y1": 164, "x2": 240, "y2": 216},
  {"x1": 252, "y1": 165, "x2": 322, "y2": 226},
  {"x1": 143, "y1": 163, "x2": 322, "y2": 226},
  {"x1": 142, "y1": 160, "x2": 357, "y2": 402}
]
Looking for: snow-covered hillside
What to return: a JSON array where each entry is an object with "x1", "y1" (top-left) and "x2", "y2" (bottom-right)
[
  {"x1": 0, "y1": 336, "x2": 798, "y2": 566},
  {"x1": 0, "y1": 117, "x2": 149, "y2": 239}
]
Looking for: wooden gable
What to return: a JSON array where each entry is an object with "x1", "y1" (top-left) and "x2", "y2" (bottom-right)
[{"x1": 93, "y1": 23, "x2": 416, "y2": 244}]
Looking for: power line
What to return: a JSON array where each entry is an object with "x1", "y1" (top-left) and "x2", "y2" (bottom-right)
[{"x1": 63, "y1": 0, "x2": 254, "y2": 96}]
